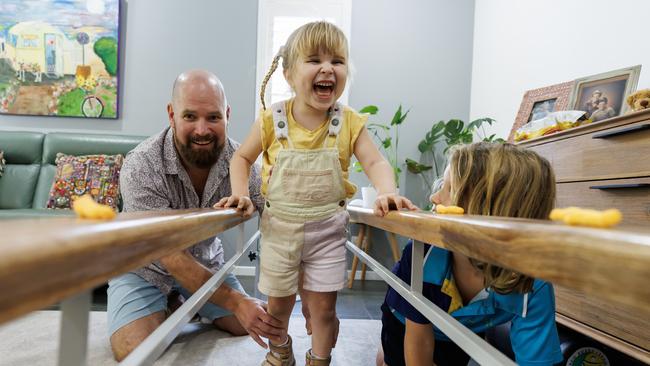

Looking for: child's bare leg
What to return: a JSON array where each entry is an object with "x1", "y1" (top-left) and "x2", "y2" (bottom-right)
[
  {"x1": 267, "y1": 294, "x2": 296, "y2": 345},
  {"x1": 304, "y1": 290, "x2": 338, "y2": 358}
]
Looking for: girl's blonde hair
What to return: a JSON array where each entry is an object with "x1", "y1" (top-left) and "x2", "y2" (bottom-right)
[
  {"x1": 259, "y1": 21, "x2": 349, "y2": 110},
  {"x1": 447, "y1": 142, "x2": 556, "y2": 294}
]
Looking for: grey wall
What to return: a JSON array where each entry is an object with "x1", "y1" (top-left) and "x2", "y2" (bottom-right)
[
  {"x1": 0, "y1": 0, "x2": 476, "y2": 271},
  {"x1": 348, "y1": 0, "x2": 476, "y2": 267},
  {"x1": 0, "y1": 0, "x2": 259, "y2": 142}
]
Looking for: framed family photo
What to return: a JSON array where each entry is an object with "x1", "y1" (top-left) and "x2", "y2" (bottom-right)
[
  {"x1": 508, "y1": 81, "x2": 574, "y2": 142},
  {"x1": 569, "y1": 65, "x2": 641, "y2": 122}
]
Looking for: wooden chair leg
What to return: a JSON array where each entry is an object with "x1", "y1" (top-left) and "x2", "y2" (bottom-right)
[
  {"x1": 348, "y1": 223, "x2": 367, "y2": 288},
  {"x1": 387, "y1": 232, "x2": 400, "y2": 262},
  {"x1": 360, "y1": 226, "x2": 372, "y2": 282}
]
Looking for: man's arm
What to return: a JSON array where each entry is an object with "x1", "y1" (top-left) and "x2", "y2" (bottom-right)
[
  {"x1": 159, "y1": 251, "x2": 282, "y2": 347},
  {"x1": 121, "y1": 153, "x2": 282, "y2": 347},
  {"x1": 404, "y1": 319, "x2": 435, "y2": 366}
]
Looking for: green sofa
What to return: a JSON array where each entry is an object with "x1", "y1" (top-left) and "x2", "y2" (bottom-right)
[{"x1": 0, "y1": 131, "x2": 146, "y2": 219}]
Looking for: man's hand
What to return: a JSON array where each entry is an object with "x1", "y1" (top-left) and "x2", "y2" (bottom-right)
[
  {"x1": 214, "y1": 195, "x2": 255, "y2": 218},
  {"x1": 373, "y1": 193, "x2": 418, "y2": 217},
  {"x1": 233, "y1": 296, "x2": 283, "y2": 348}
]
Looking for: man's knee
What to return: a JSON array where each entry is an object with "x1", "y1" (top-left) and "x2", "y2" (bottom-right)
[{"x1": 110, "y1": 311, "x2": 166, "y2": 361}]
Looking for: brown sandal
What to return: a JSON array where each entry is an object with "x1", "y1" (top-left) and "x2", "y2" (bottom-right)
[
  {"x1": 305, "y1": 349, "x2": 331, "y2": 366},
  {"x1": 261, "y1": 335, "x2": 296, "y2": 366}
]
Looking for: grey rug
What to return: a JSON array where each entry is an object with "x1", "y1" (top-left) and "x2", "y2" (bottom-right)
[{"x1": 0, "y1": 311, "x2": 381, "y2": 366}]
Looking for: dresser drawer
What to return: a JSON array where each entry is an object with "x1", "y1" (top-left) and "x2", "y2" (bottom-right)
[
  {"x1": 556, "y1": 177, "x2": 650, "y2": 226},
  {"x1": 529, "y1": 120, "x2": 650, "y2": 182},
  {"x1": 554, "y1": 286, "x2": 650, "y2": 352}
]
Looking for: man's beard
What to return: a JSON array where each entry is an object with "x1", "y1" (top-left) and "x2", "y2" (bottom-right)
[{"x1": 173, "y1": 129, "x2": 224, "y2": 169}]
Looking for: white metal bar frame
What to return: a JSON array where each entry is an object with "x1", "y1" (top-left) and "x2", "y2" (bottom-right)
[
  {"x1": 120, "y1": 229, "x2": 261, "y2": 366},
  {"x1": 345, "y1": 239, "x2": 516, "y2": 366},
  {"x1": 58, "y1": 290, "x2": 92, "y2": 366}
]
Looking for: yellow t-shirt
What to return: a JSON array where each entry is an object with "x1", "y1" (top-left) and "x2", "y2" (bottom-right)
[{"x1": 260, "y1": 99, "x2": 367, "y2": 198}]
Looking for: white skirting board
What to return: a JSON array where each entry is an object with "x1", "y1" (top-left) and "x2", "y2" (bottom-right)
[{"x1": 232, "y1": 265, "x2": 383, "y2": 281}]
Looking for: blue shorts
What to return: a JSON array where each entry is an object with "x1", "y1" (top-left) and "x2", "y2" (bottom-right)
[{"x1": 107, "y1": 272, "x2": 246, "y2": 335}]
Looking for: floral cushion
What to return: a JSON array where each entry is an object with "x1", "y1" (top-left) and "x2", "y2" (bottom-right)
[
  {"x1": 47, "y1": 153, "x2": 124, "y2": 210},
  {"x1": 0, "y1": 150, "x2": 5, "y2": 178}
]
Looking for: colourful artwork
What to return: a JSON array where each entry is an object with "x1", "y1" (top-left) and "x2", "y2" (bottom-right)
[{"x1": 0, "y1": 0, "x2": 120, "y2": 119}]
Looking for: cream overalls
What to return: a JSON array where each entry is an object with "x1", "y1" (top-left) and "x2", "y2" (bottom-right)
[{"x1": 258, "y1": 101, "x2": 350, "y2": 297}]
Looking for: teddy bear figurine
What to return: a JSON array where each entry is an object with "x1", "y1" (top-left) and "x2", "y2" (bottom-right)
[{"x1": 626, "y1": 89, "x2": 650, "y2": 112}]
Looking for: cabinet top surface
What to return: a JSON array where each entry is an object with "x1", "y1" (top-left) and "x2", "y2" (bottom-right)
[{"x1": 516, "y1": 109, "x2": 650, "y2": 147}]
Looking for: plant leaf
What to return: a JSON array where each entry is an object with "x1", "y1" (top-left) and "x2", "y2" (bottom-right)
[
  {"x1": 382, "y1": 137, "x2": 392, "y2": 149},
  {"x1": 397, "y1": 108, "x2": 410, "y2": 125},
  {"x1": 353, "y1": 161, "x2": 364, "y2": 173},
  {"x1": 367, "y1": 123, "x2": 390, "y2": 131},
  {"x1": 444, "y1": 119, "x2": 464, "y2": 137},
  {"x1": 359, "y1": 105, "x2": 378, "y2": 115},
  {"x1": 430, "y1": 121, "x2": 445, "y2": 136},
  {"x1": 405, "y1": 158, "x2": 433, "y2": 174},
  {"x1": 390, "y1": 105, "x2": 403, "y2": 126},
  {"x1": 418, "y1": 141, "x2": 429, "y2": 153},
  {"x1": 467, "y1": 117, "x2": 495, "y2": 131}
]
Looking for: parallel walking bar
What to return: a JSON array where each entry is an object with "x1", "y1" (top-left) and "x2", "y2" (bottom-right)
[
  {"x1": 121, "y1": 231, "x2": 261, "y2": 366},
  {"x1": 345, "y1": 239, "x2": 516, "y2": 365},
  {"x1": 2, "y1": 206, "x2": 650, "y2": 365},
  {"x1": 347, "y1": 206, "x2": 650, "y2": 313},
  {"x1": 0, "y1": 208, "x2": 250, "y2": 326},
  {"x1": 0, "y1": 209, "x2": 255, "y2": 366},
  {"x1": 346, "y1": 205, "x2": 650, "y2": 364}
]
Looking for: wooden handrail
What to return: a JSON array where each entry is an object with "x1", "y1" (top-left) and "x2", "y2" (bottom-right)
[
  {"x1": 3, "y1": 206, "x2": 649, "y2": 327},
  {"x1": 0, "y1": 209, "x2": 249, "y2": 325},
  {"x1": 347, "y1": 206, "x2": 650, "y2": 314}
]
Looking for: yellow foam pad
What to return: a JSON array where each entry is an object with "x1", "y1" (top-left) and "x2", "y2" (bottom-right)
[
  {"x1": 435, "y1": 204, "x2": 465, "y2": 215},
  {"x1": 550, "y1": 207, "x2": 622, "y2": 228},
  {"x1": 72, "y1": 194, "x2": 116, "y2": 220}
]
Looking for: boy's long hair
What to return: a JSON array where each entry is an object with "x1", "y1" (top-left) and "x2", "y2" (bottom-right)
[
  {"x1": 448, "y1": 142, "x2": 556, "y2": 294},
  {"x1": 259, "y1": 21, "x2": 349, "y2": 110}
]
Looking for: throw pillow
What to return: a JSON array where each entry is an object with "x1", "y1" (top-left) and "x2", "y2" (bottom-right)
[
  {"x1": 47, "y1": 153, "x2": 124, "y2": 210},
  {"x1": 0, "y1": 150, "x2": 5, "y2": 178}
]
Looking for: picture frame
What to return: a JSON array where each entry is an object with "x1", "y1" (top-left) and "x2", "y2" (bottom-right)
[
  {"x1": 508, "y1": 81, "x2": 575, "y2": 142},
  {"x1": 0, "y1": 0, "x2": 121, "y2": 119},
  {"x1": 568, "y1": 65, "x2": 641, "y2": 123}
]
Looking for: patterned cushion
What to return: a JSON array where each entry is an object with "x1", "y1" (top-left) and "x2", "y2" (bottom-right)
[
  {"x1": 0, "y1": 150, "x2": 5, "y2": 178},
  {"x1": 47, "y1": 153, "x2": 123, "y2": 210}
]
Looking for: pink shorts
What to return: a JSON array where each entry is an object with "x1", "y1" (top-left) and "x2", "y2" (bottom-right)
[{"x1": 258, "y1": 209, "x2": 349, "y2": 297}]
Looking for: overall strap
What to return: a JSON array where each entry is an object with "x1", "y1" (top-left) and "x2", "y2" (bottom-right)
[
  {"x1": 270, "y1": 101, "x2": 293, "y2": 149},
  {"x1": 323, "y1": 102, "x2": 344, "y2": 148}
]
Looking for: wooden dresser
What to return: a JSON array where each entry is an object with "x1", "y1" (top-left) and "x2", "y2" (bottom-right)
[{"x1": 519, "y1": 109, "x2": 650, "y2": 363}]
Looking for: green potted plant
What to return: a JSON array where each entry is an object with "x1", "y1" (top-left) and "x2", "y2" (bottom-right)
[
  {"x1": 353, "y1": 104, "x2": 409, "y2": 206},
  {"x1": 405, "y1": 118, "x2": 504, "y2": 208}
]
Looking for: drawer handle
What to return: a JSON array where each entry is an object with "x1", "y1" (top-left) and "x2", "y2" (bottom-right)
[
  {"x1": 592, "y1": 123, "x2": 650, "y2": 139},
  {"x1": 589, "y1": 183, "x2": 650, "y2": 190}
]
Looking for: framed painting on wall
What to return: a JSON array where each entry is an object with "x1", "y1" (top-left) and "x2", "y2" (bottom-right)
[{"x1": 0, "y1": 0, "x2": 120, "y2": 119}]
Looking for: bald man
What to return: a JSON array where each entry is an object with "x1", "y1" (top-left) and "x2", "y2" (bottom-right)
[{"x1": 108, "y1": 70, "x2": 282, "y2": 361}]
